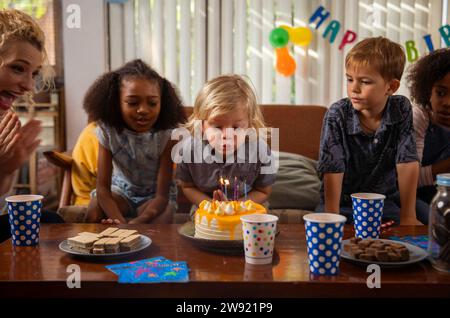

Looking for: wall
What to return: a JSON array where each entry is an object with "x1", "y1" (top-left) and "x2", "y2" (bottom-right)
[{"x1": 62, "y1": 0, "x2": 107, "y2": 149}]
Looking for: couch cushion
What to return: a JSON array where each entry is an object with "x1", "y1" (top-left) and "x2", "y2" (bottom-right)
[{"x1": 268, "y1": 151, "x2": 320, "y2": 210}]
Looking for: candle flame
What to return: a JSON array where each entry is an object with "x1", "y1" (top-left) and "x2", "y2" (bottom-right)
[{"x1": 224, "y1": 179, "x2": 230, "y2": 186}]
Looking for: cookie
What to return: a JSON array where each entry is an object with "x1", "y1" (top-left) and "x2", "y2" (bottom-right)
[{"x1": 344, "y1": 239, "x2": 410, "y2": 262}]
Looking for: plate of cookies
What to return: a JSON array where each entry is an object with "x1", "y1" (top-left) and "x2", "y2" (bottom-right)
[
  {"x1": 59, "y1": 227, "x2": 152, "y2": 260},
  {"x1": 340, "y1": 238, "x2": 428, "y2": 268}
]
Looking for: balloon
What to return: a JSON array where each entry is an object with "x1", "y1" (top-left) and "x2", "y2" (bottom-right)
[
  {"x1": 275, "y1": 47, "x2": 296, "y2": 77},
  {"x1": 280, "y1": 25, "x2": 312, "y2": 46},
  {"x1": 269, "y1": 28, "x2": 290, "y2": 48}
]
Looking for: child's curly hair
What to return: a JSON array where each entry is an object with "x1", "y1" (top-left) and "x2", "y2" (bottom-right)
[
  {"x1": 407, "y1": 48, "x2": 450, "y2": 110},
  {"x1": 83, "y1": 59, "x2": 186, "y2": 131}
]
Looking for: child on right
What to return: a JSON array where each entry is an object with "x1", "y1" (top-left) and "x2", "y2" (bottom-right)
[
  {"x1": 316, "y1": 37, "x2": 420, "y2": 225},
  {"x1": 407, "y1": 48, "x2": 450, "y2": 224}
]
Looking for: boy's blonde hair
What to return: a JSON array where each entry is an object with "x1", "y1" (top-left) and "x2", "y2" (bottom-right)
[
  {"x1": 0, "y1": 8, "x2": 53, "y2": 90},
  {"x1": 345, "y1": 37, "x2": 406, "y2": 81},
  {"x1": 185, "y1": 74, "x2": 266, "y2": 133}
]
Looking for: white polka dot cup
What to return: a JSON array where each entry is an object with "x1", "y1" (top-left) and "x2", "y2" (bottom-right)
[
  {"x1": 351, "y1": 193, "x2": 385, "y2": 239},
  {"x1": 303, "y1": 213, "x2": 346, "y2": 275},
  {"x1": 6, "y1": 195, "x2": 43, "y2": 247},
  {"x1": 241, "y1": 214, "x2": 278, "y2": 265}
]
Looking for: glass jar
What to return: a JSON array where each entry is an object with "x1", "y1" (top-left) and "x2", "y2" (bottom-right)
[{"x1": 428, "y1": 174, "x2": 450, "y2": 273}]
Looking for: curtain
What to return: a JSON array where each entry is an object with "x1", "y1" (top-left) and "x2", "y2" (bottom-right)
[{"x1": 108, "y1": 0, "x2": 448, "y2": 107}]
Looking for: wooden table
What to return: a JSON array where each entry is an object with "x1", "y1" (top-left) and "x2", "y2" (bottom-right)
[{"x1": 0, "y1": 224, "x2": 449, "y2": 298}]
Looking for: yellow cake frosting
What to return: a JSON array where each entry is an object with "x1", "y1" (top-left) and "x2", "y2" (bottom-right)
[{"x1": 194, "y1": 200, "x2": 266, "y2": 240}]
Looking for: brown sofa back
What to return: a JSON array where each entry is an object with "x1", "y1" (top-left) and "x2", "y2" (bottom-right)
[{"x1": 184, "y1": 104, "x2": 327, "y2": 160}]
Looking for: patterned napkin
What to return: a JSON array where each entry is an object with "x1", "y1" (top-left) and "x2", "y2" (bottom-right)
[
  {"x1": 106, "y1": 257, "x2": 189, "y2": 283},
  {"x1": 388, "y1": 235, "x2": 429, "y2": 250}
]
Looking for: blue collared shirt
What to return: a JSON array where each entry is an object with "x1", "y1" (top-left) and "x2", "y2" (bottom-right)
[{"x1": 318, "y1": 95, "x2": 419, "y2": 203}]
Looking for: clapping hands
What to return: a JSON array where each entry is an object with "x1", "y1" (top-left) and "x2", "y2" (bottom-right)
[{"x1": 0, "y1": 112, "x2": 41, "y2": 175}]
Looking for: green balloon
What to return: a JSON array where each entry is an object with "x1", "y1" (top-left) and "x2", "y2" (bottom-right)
[{"x1": 269, "y1": 28, "x2": 289, "y2": 48}]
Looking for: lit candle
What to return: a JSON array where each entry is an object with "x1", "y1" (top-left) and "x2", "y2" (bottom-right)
[
  {"x1": 224, "y1": 179, "x2": 230, "y2": 200},
  {"x1": 244, "y1": 179, "x2": 248, "y2": 201},
  {"x1": 219, "y1": 176, "x2": 224, "y2": 193},
  {"x1": 233, "y1": 177, "x2": 238, "y2": 201}
]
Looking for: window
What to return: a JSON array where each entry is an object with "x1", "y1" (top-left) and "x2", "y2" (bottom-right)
[
  {"x1": 108, "y1": 0, "x2": 449, "y2": 106},
  {"x1": 1, "y1": 0, "x2": 56, "y2": 65}
]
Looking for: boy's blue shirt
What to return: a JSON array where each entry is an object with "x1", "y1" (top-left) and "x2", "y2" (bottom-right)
[{"x1": 318, "y1": 95, "x2": 418, "y2": 204}]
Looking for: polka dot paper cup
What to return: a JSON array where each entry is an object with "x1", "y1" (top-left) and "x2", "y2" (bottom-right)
[
  {"x1": 303, "y1": 213, "x2": 346, "y2": 275},
  {"x1": 351, "y1": 193, "x2": 385, "y2": 239},
  {"x1": 241, "y1": 214, "x2": 279, "y2": 265},
  {"x1": 6, "y1": 195, "x2": 43, "y2": 247}
]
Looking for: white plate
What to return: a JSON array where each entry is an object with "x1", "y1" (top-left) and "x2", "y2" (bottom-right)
[
  {"x1": 178, "y1": 222, "x2": 244, "y2": 255},
  {"x1": 340, "y1": 238, "x2": 429, "y2": 268},
  {"x1": 59, "y1": 235, "x2": 152, "y2": 261},
  {"x1": 178, "y1": 222, "x2": 280, "y2": 255}
]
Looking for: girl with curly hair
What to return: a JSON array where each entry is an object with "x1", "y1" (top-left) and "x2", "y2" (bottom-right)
[
  {"x1": 407, "y1": 48, "x2": 450, "y2": 224},
  {"x1": 84, "y1": 59, "x2": 186, "y2": 224}
]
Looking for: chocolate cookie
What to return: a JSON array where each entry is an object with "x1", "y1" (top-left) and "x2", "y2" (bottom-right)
[{"x1": 344, "y1": 239, "x2": 410, "y2": 262}]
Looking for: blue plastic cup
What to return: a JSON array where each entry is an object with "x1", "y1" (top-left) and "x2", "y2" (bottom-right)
[
  {"x1": 303, "y1": 213, "x2": 346, "y2": 275},
  {"x1": 351, "y1": 193, "x2": 385, "y2": 239},
  {"x1": 6, "y1": 195, "x2": 43, "y2": 246}
]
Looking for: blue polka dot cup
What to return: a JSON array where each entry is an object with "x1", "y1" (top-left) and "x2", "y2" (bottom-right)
[
  {"x1": 6, "y1": 195, "x2": 43, "y2": 247},
  {"x1": 241, "y1": 214, "x2": 279, "y2": 265},
  {"x1": 303, "y1": 213, "x2": 346, "y2": 275},
  {"x1": 351, "y1": 193, "x2": 385, "y2": 239}
]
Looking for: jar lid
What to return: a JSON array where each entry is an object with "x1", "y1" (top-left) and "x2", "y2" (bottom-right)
[{"x1": 437, "y1": 174, "x2": 450, "y2": 186}]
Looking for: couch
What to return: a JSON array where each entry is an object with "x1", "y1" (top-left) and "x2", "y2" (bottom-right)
[{"x1": 44, "y1": 105, "x2": 327, "y2": 223}]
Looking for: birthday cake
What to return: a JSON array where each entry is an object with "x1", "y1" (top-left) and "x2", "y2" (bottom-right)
[{"x1": 194, "y1": 200, "x2": 266, "y2": 240}]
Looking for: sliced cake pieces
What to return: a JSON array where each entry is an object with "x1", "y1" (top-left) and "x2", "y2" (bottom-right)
[
  {"x1": 68, "y1": 235, "x2": 97, "y2": 253},
  {"x1": 98, "y1": 227, "x2": 119, "y2": 237},
  {"x1": 67, "y1": 227, "x2": 143, "y2": 254},
  {"x1": 119, "y1": 234, "x2": 141, "y2": 251}
]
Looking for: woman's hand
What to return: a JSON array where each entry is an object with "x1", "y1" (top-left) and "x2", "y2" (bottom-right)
[
  {"x1": 0, "y1": 111, "x2": 21, "y2": 165},
  {"x1": 0, "y1": 117, "x2": 41, "y2": 175}
]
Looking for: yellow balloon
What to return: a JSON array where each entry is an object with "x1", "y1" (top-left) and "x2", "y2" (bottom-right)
[
  {"x1": 280, "y1": 25, "x2": 312, "y2": 46},
  {"x1": 290, "y1": 27, "x2": 312, "y2": 46},
  {"x1": 279, "y1": 25, "x2": 292, "y2": 33}
]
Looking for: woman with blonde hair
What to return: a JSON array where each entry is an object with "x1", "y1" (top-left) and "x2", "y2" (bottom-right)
[{"x1": 0, "y1": 9, "x2": 61, "y2": 241}]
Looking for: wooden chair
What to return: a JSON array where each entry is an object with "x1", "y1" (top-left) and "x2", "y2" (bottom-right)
[{"x1": 43, "y1": 150, "x2": 73, "y2": 208}]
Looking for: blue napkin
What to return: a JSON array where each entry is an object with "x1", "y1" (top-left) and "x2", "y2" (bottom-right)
[
  {"x1": 106, "y1": 257, "x2": 190, "y2": 283},
  {"x1": 388, "y1": 235, "x2": 429, "y2": 250}
]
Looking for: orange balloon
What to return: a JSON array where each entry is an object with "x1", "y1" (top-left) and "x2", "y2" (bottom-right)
[{"x1": 275, "y1": 47, "x2": 296, "y2": 77}]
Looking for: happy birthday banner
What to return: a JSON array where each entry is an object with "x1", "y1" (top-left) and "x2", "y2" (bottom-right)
[{"x1": 271, "y1": 5, "x2": 450, "y2": 76}]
